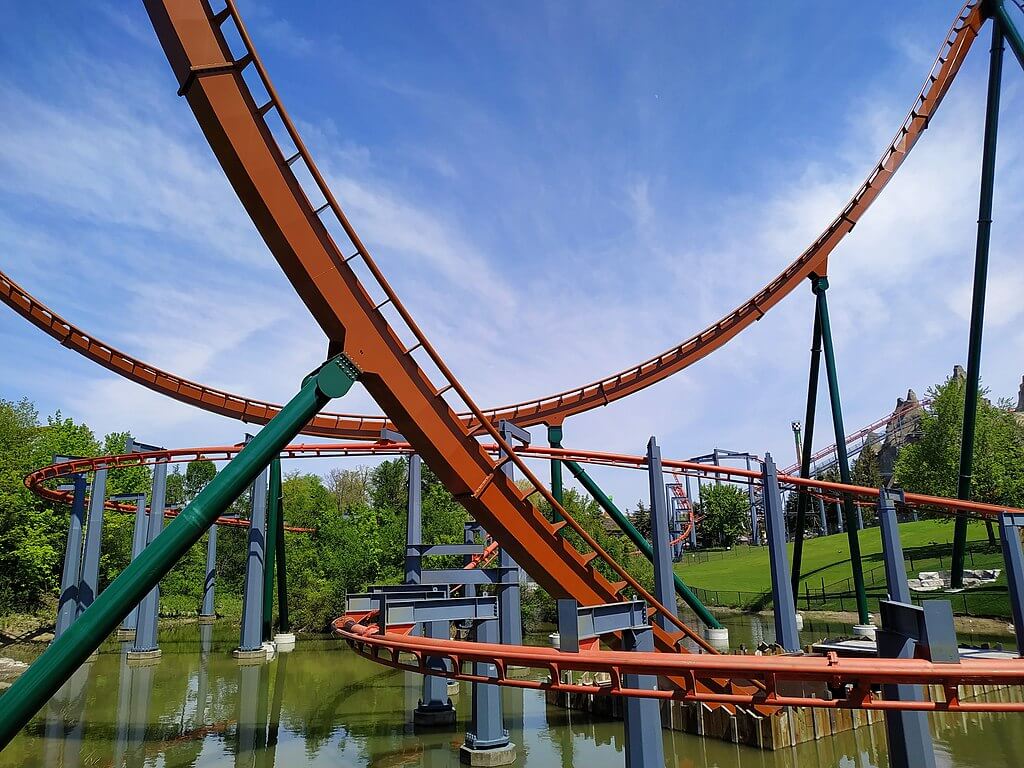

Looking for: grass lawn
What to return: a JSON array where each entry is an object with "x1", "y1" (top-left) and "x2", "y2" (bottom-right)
[{"x1": 674, "y1": 520, "x2": 1011, "y2": 618}]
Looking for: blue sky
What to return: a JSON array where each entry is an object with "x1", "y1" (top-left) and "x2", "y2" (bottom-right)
[{"x1": 1, "y1": 2, "x2": 1023, "y2": 507}]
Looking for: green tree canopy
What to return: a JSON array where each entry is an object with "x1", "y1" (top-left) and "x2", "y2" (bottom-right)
[{"x1": 696, "y1": 483, "x2": 749, "y2": 548}]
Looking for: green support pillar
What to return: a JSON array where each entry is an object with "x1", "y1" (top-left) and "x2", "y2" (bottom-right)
[
  {"x1": 558, "y1": 456, "x2": 722, "y2": 630},
  {"x1": 992, "y1": 0, "x2": 1024, "y2": 72},
  {"x1": 275, "y1": 481, "x2": 289, "y2": 635},
  {"x1": 548, "y1": 424, "x2": 564, "y2": 522},
  {"x1": 791, "y1": 302, "x2": 823, "y2": 600},
  {"x1": 813, "y1": 275, "x2": 870, "y2": 626},
  {"x1": 952, "y1": 17, "x2": 1004, "y2": 588},
  {"x1": 263, "y1": 457, "x2": 283, "y2": 642},
  {"x1": 0, "y1": 355, "x2": 359, "y2": 749}
]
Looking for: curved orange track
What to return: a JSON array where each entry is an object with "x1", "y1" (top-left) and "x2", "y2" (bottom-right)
[{"x1": 0, "y1": 1, "x2": 984, "y2": 439}]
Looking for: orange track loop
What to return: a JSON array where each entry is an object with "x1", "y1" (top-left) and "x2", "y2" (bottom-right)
[
  {"x1": 333, "y1": 616, "x2": 1024, "y2": 713},
  {"x1": 0, "y1": 2, "x2": 983, "y2": 440}
]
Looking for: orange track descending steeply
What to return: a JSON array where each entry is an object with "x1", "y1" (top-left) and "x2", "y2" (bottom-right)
[
  {"x1": 141, "y1": 0, "x2": 747, "y2": 706},
  {"x1": 0, "y1": 2, "x2": 984, "y2": 440}
]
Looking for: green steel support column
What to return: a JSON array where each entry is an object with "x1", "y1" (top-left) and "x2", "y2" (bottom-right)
[
  {"x1": 547, "y1": 424, "x2": 564, "y2": 522},
  {"x1": 791, "y1": 302, "x2": 823, "y2": 601},
  {"x1": 0, "y1": 355, "x2": 359, "y2": 749},
  {"x1": 560, "y1": 457, "x2": 722, "y2": 630},
  {"x1": 263, "y1": 457, "x2": 283, "y2": 641},
  {"x1": 992, "y1": 0, "x2": 1024, "y2": 72},
  {"x1": 275, "y1": 481, "x2": 289, "y2": 634},
  {"x1": 813, "y1": 275, "x2": 870, "y2": 625},
  {"x1": 952, "y1": 17, "x2": 1004, "y2": 589}
]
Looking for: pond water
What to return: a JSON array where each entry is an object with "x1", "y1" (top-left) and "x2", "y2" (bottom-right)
[{"x1": 2, "y1": 615, "x2": 1021, "y2": 767}]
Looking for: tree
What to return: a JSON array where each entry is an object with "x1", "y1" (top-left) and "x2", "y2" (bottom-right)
[
  {"x1": 696, "y1": 484, "x2": 749, "y2": 548},
  {"x1": 894, "y1": 374, "x2": 1024, "y2": 516}
]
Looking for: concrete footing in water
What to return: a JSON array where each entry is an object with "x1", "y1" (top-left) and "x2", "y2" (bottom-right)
[
  {"x1": 547, "y1": 672, "x2": 1022, "y2": 750},
  {"x1": 459, "y1": 742, "x2": 517, "y2": 766}
]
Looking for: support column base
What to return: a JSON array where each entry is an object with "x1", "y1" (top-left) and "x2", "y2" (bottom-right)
[
  {"x1": 232, "y1": 647, "x2": 268, "y2": 664},
  {"x1": 197, "y1": 614, "x2": 217, "y2": 624},
  {"x1": 795, "y1": 613, "x2": 805, "y2": 631},
  {"x1": 116, "y1": 628, "x2": 136, "y2": 641},
  {"x1": 273, "y1": 632, "x2": 296, "y2": 651},
  {"x1": 459, "y1": 743, "x2": 516, "y2": 766},
  {"x1": 853, "y1": 624, "x2": 877, "y2": 640},
  {"x1": 126, "y1": 649, "x2": 162, "y2": 665},
  {"x1": 704, "y1": 627, "x2": 729, "y2": 649},
  {"x1": 413, "y1": 702, "x2": 456, "y2": 727}
]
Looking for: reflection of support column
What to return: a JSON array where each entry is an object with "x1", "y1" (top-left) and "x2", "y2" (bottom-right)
[
  {"x1": 195, "y1": 623, "x2": 213, "y2": 731},
  {"x1": 762, "y1": 455, "x2": 799, "y2": 651},
  {"x1": 126, "y1": 660, "x2": 155, "y2": 768},
  {"x1": 119, "y1": 494, "x2": 149, "y2": 637},
  {"x1": 462, "y1": 616, "x2": 514, "y2": 765},
  {"x1": 622, "y1": 625, "x2": 664, "y2": 768},
  {"x1": 647, "y1": 437, "x2": 678, "y2": 632},
  {"x1": 54, "y1": 473, "x2": 87, "y2": 640},
  {"x1": 999, "y1": 512, "x2": 1024, "y2": 657},
  {"x1": 112, "y1": 647, "x2": 132, "y2": 768},
  {"x1": 199, "y1": 521, "x2": 218, "y2": 622},
  {"x1": 414, "y1": 620, "x2": 456, "y2": 726},
  {"x1": 405, "y1": 454, "x2": 423, "y2": 584},
  {"x1": 42, "y1": 662, "x2": 92, "y2": 768},
  {"x1": 77, "y1": 467, "x2": 108, "y2": 615},
  {"x1": 266, "y1": 650, "x2": 288, "y2": 763},
  {"x1": 235, "y1": 664, "x2": 263, "y2": 768},
  {"x1": 496, "y1": 421, "x2": 526, "y2": 647},
  {"x1": 129, "y1": 460, "x2": 168, "y2": 662},
  {"x1": 237, "y1": 466, "x2": 270, "y2": 660}
]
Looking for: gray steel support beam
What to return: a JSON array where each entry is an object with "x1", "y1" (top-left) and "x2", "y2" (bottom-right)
[
  {"x1": 77, "y1": 468, "x2": 108, "y2": 614},
  {"x1": 201, "y1": 522, "x2": 217, "y2": 619},
  {"x1": 415, "y1": 620, "x2": 455, "y2": 722},
  {"x1": 405, "y1": 453, "x2": 423, "y2": 585},
  {"x1": 685, "y1": 476, "x2": 697, "y2": 548},
  {"x1": 877, "y1": 488, "x2": 911, "y2": 603},
  {"x1": 496, "y1": 421, "x2": 525, "y2": 646},
  {"x1": 745, "y1": 454, "x2": 759, "y2": 544},
  {"x1": 647, "y1": 437, "x2": 678, "y2": 631},
  {"x1": 119, "y1": 494, "x2": 149, "y2": 632},
  {"x1": 54, "y1": 474, "x2": 87, "y2": 640},
  {"x1": 817, "y1": 496, "x2": 828, "y2": 536},
  {"x1": 465, "y1": 617, "x2": 510, "y2": 750},
  {"x1": 876, "y1": 600, "x2": 937, "y2": 768},
  {"x1": 130, "y1": 460, "x2": 167, "y2": 653},
  {"x1": 420, "y1": 568, "x2": 509, "y2": 585},
  {"x1": 999, "y1": 511, "x2": 1024, "y2": 657},
  {"x1": 622, "y1": 626, "x2": 664, "y2": 768},
  {"x1": 238, "y1": 467, "x2": 269, "y2": 652},
  {"x1": 762, "y1": 454, "x2": 800, "y2": 651},
  {"x1": 556, "y1": 599, "x2": 648, "y2": 652}
]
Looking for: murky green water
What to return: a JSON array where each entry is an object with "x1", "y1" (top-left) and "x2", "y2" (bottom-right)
[{"x1": 2, "y1": 617, "x2": 1021, "y2": 767}]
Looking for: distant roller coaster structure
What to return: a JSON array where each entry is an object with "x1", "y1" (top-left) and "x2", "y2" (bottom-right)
[{"x1": 2, "y1": 2, "x2": 1024, "y2": 767}]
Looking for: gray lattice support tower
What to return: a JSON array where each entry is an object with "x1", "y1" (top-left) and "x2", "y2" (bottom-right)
[
  {"x1": 647, "y1": 437, "x2": 678, "y2": 631},
  {"x1": 745, "y1": 454, "x2": 758, "y2": 544},
  {"x1": 238, "y1": 466, "x2": 270, "y2": 654},
  {"x1": 406, "y1": 454, "x2": 423, "y2": 585},
  {"x1": 200, "y1": 521, "x2": 217, "y2": 620},
  {"x1": 685, "y1": 475, "x2": 697, "y2": 548},
  {"x1": 54, "y1": 474, "x2": 87, "y2": 640},
  {"x1": 762, "y1": 454, "x2": 799, "y2": 651},
  {"x1": 496, "y1": 420, "x2": 526, "y2": 646},
  {"x1": 77, "y1": 467, "x2": 108, "y2": 615},
  {"x1": 999, "y1": 511, "x2": 1024, "y2": 657},
  {"x1": 119, "y1": 494, "x2": 149, "y2": 633},
  {"x1": 129, "y1": 460, "x2": 168, "y2": 656}
]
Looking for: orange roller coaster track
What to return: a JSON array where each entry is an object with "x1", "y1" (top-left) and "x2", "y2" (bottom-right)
[{"x1": 0, "y1": 1, "x2": 984, "y2": 440}]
